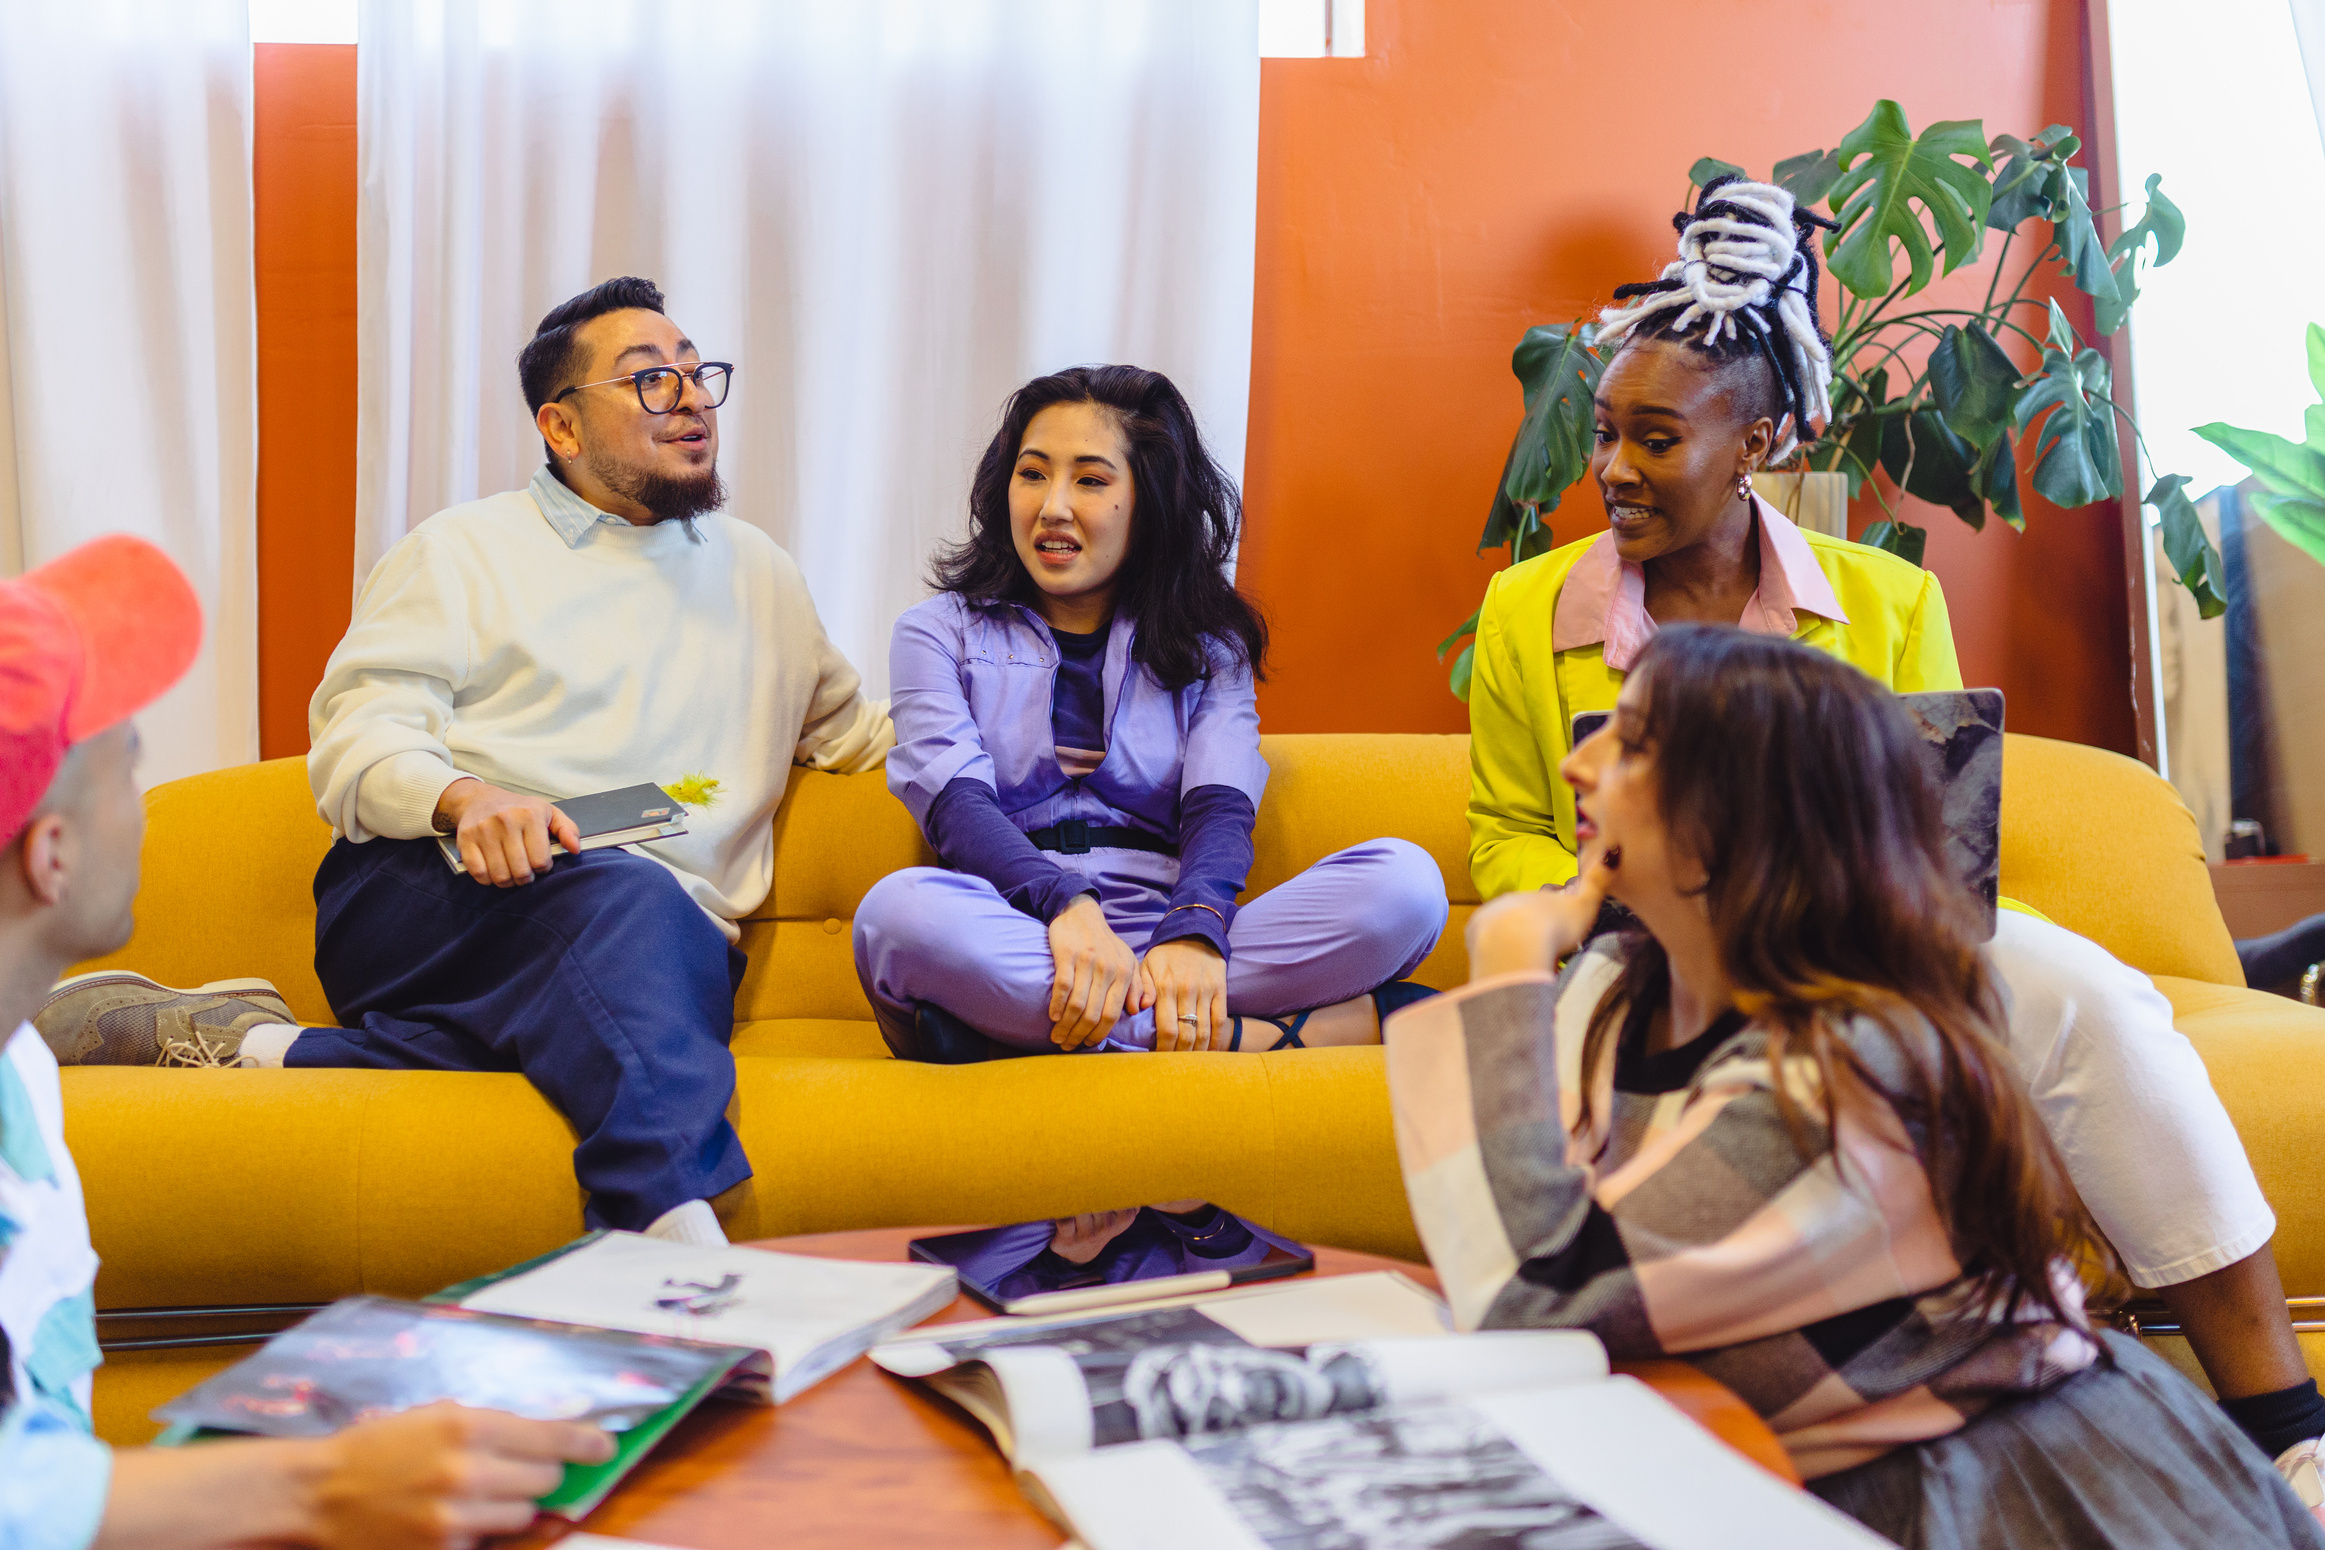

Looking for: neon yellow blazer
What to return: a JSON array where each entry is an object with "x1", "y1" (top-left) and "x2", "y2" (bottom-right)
[{"x1": 1467, "y1": 509, "x2": 1962, "y2": 897}]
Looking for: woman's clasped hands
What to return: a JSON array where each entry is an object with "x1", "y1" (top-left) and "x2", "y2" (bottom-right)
[{"x1": 1045, "y1": 894, "x2": 1230, "y2": 1051}]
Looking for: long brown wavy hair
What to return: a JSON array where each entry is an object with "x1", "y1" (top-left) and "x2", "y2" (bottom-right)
[{"x1": 1579, "y1": 625, "x2": 2110, "y2": 1328}]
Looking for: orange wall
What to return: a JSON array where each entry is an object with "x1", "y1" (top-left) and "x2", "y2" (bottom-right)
[
  {"x1": 254, "y1": 43, "x2": 358, "y2": 759},
  {"x1": 1240, "y1": 0, "x2": 2137, "y2": 752},
  {"x1": 253, "y1": 7, "x2": 2136, "y2": 754}
]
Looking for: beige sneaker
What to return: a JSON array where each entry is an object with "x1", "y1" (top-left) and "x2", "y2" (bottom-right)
[
  {"x1": 2276, "y1": 1437, "x2": 2325, "y2": 1529},
  {"x1": 35, "y1": 972, "x2": 296, "y2": 1068}
]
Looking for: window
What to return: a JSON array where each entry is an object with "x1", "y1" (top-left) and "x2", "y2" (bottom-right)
[
  {"x1": 250, "y1": 0, "x2": 355, "y2": 45},
  {"x1": 1258, "y1": 0, "x2": 1363, "y2": 58}
]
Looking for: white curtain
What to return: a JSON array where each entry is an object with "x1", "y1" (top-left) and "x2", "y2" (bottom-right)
[
  {"x1": 2291, "y1": 0, "x2": 2325, "y2": 152},
  {"x1": 359, "y1": 0, "x2": 1261, "y2": 697},
  {"x1": 0, "y1": 1, "x2": 258, "y2": 786}
]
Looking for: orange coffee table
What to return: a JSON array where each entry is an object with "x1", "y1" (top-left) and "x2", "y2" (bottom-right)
[{"x1": 512, "y1": 1227, "x2": 1797, "y2": 1548}]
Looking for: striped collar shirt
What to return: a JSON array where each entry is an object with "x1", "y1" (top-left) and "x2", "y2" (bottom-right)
[{"x1": 527, "y1": 464, "x2": 703, "y2": 547}]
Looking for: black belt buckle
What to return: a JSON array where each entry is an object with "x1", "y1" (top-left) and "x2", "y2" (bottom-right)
[{"x1": 1057, "y1": 819, "x2": 1091, "y2": 855}]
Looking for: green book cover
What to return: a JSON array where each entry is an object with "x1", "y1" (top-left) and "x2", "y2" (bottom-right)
[{"x1": 154, "y1": 1235, "x2": 746, "y2": 1522}]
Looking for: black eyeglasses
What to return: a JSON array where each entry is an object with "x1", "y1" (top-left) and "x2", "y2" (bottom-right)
[{"x1": 554, "y1": 361, "x2": 733, "y2": 415}]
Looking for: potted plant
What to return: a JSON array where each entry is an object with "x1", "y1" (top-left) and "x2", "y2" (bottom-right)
[{"x1": 1440, "y1": 101, "x2": 2218, "y2": 696}]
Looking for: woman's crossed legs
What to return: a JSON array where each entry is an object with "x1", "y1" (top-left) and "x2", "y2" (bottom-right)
[{"x1": 854, "y1": 839, "x2": 1448, "y2": 1055}]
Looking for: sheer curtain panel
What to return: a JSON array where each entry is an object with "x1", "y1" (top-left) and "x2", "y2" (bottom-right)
[
  {"x1": 0, "y1": 2, "x2": 259, "y2": 785},
  {"x1": 359, "y1": 0, "x2": 1261, "y2": 695}
]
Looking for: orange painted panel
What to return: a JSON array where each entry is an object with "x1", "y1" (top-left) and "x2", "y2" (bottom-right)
[{"x1": 253, "y1": 43, "x2": 358, "y2": 759}]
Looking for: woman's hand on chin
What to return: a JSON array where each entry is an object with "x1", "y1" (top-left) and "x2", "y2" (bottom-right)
[
  {"x1": 1140, "y1": 937, "x2": 1229, "y2": 1051},
  {"x1": 1047, "y1": 893, "x2": 1139, "y2": 1050},
  {"x1": 1466, "y1": 853, "x2": 1619, "y2": 979}
]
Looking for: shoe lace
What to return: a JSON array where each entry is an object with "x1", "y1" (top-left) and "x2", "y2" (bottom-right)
[{"x1": 157, "y1": 1028, "x2": 241, "y2": 1068}]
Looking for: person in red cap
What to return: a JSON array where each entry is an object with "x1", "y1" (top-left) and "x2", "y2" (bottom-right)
[{"x1": 0, "y1": 534, "x2": 617, "y2": 1547}]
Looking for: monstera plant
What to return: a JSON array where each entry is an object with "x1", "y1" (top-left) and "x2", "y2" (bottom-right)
[
  {"x1": 2193, "y1": 323, "x2": 2325, "y2": 569},
  {"x1": 1439, "y1": 101, "x2": 2217, "y2": 697}
]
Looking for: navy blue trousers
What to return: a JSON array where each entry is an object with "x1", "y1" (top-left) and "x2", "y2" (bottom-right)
[{"x1": 293, "y1": 837, "x2": 752, "y2": 1231}]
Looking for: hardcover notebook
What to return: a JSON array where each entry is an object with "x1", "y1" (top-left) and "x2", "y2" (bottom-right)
[
  {"x1": 448, "y1": 1230, "x2": 959, "y2": 1404},
  {"x1": 871, "y1": 1275, "x2": 1887, "y2": 1549},
  {"x1": 151, "y1": 1296, "x2": 755, "y2": 1521},
  {"x1": 154, "y1": 1232, "x2": 956, "y2": 1521},
  {"x1": 1900, "y1": 688, "x2": 2004, "y2": 942},
  {"x1": 438, "y1": 781, "x2": 688, "y2": 874},
  {"x1": 1574, "y1": 688, "x2": 2004, "y2": 941}
]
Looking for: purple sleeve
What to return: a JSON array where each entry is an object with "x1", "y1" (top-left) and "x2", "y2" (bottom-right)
[
  {"x1": 926, "y1": 777, "x2": 1096, "y2": 922},
  {"x1": 1146, "y1": 783, "x2": 1254, "y2": 960},
  {"x1": 886, "y1": 597, "x2": 998, "y2": 827}
]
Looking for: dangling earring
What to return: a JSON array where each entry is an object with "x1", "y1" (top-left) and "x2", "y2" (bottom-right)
[{"x1": 1737, "y1": 471, "x2": 1754, "y2": 502}]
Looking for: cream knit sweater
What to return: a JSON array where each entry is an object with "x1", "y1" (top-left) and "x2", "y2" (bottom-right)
[{"x1": 307, "y1": 485, "x2": 891, "y2": 939}]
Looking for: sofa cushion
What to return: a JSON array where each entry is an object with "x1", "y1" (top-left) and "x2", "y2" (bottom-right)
[
  {"x1": 2154, "y1": 976, "x2": 2325, "y2": 1296},
  {"x1": 76, "y1": 758, "x2": 338, "y2": 1023},
  {"x1": 2001, "y1": 738, "x2": 2241, "y2": 986},
  {"x1": 66, "y1": 1047, "x2": 1420, "y2": 1311}
]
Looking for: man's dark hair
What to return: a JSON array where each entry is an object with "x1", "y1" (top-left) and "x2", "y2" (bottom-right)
[
  {"x1": 517, "y1": 276, "x2": 667, "y2": 415},
  {"x1": 931, "y1": 364, "x2": 1267, "y2": 691}
]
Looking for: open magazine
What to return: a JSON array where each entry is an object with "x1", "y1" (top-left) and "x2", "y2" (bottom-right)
[{"x1": 873, "y1": 1273, "x2": 1891, "y2": 1550}]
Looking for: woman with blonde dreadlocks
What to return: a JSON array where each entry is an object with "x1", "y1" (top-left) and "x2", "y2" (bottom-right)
[{"x1": 1464, "y1": 175, "x2": 2325, "y2": 1517}]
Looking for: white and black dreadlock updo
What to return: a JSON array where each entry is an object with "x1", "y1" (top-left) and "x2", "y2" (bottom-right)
[{"x1": 1596, "y1": 175, "x2": 1839, "y2": 463}]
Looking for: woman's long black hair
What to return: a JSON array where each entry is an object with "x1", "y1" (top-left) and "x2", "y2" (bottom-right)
[{"x1": 930, "y1": 364, "x2": 1268, "y2": 690}]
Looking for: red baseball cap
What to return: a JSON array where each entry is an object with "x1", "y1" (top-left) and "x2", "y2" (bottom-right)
[{"x1": 0, "y1": 535, "x2": 202, "y2": 842}]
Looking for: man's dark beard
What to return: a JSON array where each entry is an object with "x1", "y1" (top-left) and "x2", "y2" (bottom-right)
[{"x1": 586, "y1": 446, "x2": 728, "y2": 523}]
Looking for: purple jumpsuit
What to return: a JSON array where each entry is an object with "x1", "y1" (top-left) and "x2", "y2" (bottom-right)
[{"x1": 853, "y1": 593, "x2": 1448, "y2": 1052}]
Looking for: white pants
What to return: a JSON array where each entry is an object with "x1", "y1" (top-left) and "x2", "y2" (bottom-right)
[{"x1": 1987, "y1": 909, "x2": 2276, "y2": 1289}]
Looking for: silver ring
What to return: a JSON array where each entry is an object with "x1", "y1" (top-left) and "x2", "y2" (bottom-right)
[{"x1": 1177, "y1": 1015, "x2": 1199, "y2": 1025}]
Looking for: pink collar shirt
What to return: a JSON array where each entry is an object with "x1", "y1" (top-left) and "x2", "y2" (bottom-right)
[{"x1": 1549, "y1": 495, "x2": 1851, "y2": 671}]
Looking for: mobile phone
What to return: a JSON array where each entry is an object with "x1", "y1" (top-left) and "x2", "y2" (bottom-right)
[{"x1": 1571, "y1": 710, "x2": 1610, "y2": 746}]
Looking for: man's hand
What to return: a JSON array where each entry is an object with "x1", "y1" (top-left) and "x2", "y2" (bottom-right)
[
  {"x1": 1465, "y1": 852, "x2": 1619, "y2": 980},
  {"x1": 1046, "y1": 894, "x2": 1139, "y2": 1050},
  {"x1": 301, "y1": 1404, "x2": 612, "y2": 1548},
  {"x1": 95, "y1": 1402, "x2": 612, "y2": 1550},
  {"x1": 1142, "y1": 936, "x2": 1229, "y2": 1051},
  {"x1": 433, "y1": 778, "x2": 580, "y2": 888}
]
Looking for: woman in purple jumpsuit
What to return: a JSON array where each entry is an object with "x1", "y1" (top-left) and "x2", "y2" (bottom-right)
[{"x1": 854, "y1": 365, "x2": 1449, "y2": 1062}]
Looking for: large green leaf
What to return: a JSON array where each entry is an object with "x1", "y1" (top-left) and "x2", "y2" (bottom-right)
[
  {"x1": 2308, "y1": 321, "x2": 2325, "y2": 402},
  {"x1": 2192, "y1": 421, "x2": 2325, "y2": 502},
  {"x1": 1820, "y1": 368, "x2": 1899, "y2": 499},
  {"x1": 1772, "y1": 148, "x2": 1843, "y2": 208},
  {"x1": 2011, "y1": 302, "x2": 2122, "y2": 508},
  {"x1": 1986, "y1": 127, "x2": 2076, "y2": 230},
  {"x1": 2048, "y1": 165, "x2": 2120, "y2": 310},
  {"x1": 2249, "y1": 491, "x2": 2325, "y2": 567},
  {"x1": 1973, "y1": 432, "x2": 2023, "y2": 530},
  {"x1": 1900, "y1": 410, "x2": 1986, "y2": 528},
  {"x1": 1859, "y1": 519, "x2": 1928, "y2": 565},
  {"x1": 1825, "y1": 102, "x2": 1994, "y2": 298},
  {"x1": 1689, "y1": 157, "x2": 1746, "y2": 188},
  {"x1": 2145, "y1": 475, "x2": 2228, "y2": 617},
  {"x1": 1444, "y1": 639, "x2": 1477, "y2": 700},
  {"x1": 1439, "y1": 609, "x2": 1482, "y2": 701},
  {"x1": 1480, "y1": 323, "x2": 1604, "y2": 551},
  {"x1": 1927, "y1": 322, "x2": 2020, "y2": 446},
  {"x1": 2110, "y1": 173, "x2": 2185, "y2": 267},
  {"x1": 2093, "y1": 176, "x2": 2179, "y2": 334}
]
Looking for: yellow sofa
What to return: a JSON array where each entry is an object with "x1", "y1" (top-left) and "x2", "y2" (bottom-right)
[{"x1": 66, "y1": 732, "x2": 2325, "y2": 1442}]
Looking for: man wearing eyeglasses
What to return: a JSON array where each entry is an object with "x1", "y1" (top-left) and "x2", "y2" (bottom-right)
[{"x1": 37, "y1": 277, "x2": 892, "y2": 1248}]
